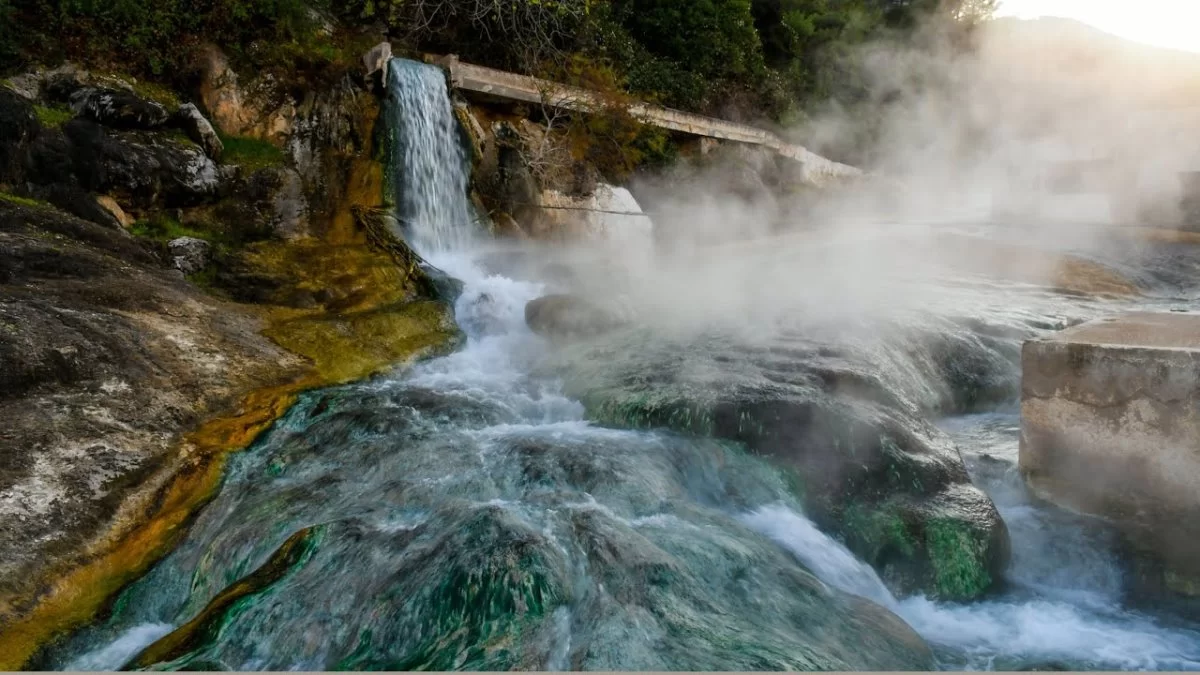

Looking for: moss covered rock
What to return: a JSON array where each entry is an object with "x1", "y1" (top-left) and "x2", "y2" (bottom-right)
[{"x1": 540, "y1": 327, "x2": 1010, "y2": 601}]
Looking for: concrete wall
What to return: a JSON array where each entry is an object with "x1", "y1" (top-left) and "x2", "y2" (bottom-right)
[
  {"x1": 1021, "y1": 312, "x2": 1200, "y2": 604},
  {"x1": 429, "y1": 54, "x2": 861, "y2": 187}
]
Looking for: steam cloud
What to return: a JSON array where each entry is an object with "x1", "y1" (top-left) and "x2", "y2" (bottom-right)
[{"x1": 511, "y1": 15, "x2": 1200, "y2": 341}]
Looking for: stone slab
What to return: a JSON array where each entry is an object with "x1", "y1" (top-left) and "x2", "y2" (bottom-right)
[{"x1": 1040, "y1": 310, "x2": 1200, "y2": 350}]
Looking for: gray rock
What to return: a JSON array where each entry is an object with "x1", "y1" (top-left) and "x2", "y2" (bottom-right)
[
  {"x1": 21, "y1": 119, "x2": 223, "y2": 208},
  {"x1": 168, "y1": 236, "x2": 211, "y2": 275},
  {"x1": 270, "y1": 168, "x2": 309, "y2": 239},
  {"x1": 3, "y1": 73, "x2": 42, "y2": 100},
  {"x1": 0, "y1": 201, "x2": 304, "y2": 641},
  {"x1": 525, "y1": 294, "x2": 629, "y2": 339},
  {"x1": 173, "y1": 103, "x2": 223, "y2": 160},
  {"x1": 69, "y1": 87, "x2": 171, "y2": 130},
  {"x1": 42, "y1": 64, "x2": 91, "y2": 101},
  {"x1": 363, "y1": 42, "x2": 392, "y2": 87}
]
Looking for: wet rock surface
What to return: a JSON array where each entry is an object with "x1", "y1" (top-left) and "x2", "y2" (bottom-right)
[
  {"x1": 0, "y1": 201, "x2": 303, "y2": 615},
  {"x1": 41, "y1": 383, "x2": 936, "y2": 671},
  {"x1": 525, "y1": 294, "x2": 630, "y2": 340},
  {"x1": 540, "y1": 325, "x2": 1013, "y2": 600}
]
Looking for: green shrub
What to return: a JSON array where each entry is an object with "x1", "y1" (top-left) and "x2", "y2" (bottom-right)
[
  {"x1": 129, "y1": 214, "x2": 210, "y2": 242},
  {"x1": 0, "y1": 191, "x2": 50, "y2": 208},
  {"x1": 7, "y1": 0, "x2": 326, "y2": 78},
  {"x1": 219, "y1": 133, "x2": 287, "y2": 171},
  {"x1": 33, "y1": 104, "x2": 73, "y2": 128}
]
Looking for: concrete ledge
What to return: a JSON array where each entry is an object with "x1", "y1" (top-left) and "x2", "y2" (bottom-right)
[
  {"x1": 1020, "y1": 312, "x2": 1200, "y2": 606},
  {"x1": 427, "y1": 54, "x2": 861, "y2": 185}
]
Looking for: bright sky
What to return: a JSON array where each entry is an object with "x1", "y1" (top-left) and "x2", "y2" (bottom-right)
[{"x1": 997, "y1": 0, "x2": 1200, "y2": 53}]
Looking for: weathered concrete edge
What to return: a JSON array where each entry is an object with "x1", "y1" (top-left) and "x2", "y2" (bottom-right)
[
  {"x1": 1021, "y1": 337, "x2": 1200, "y2": 405},
  {"x1": 427, "y1": 54, "x2": 863, "y2": 185},
  {"x1": 1018, "y1": 334, "x2": 1200, "y2": 602}
]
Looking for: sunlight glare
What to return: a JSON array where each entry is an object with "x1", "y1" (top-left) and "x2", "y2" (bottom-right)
[{"x1": 997, "y1": 0, "x2": 1200, "y2": 53}]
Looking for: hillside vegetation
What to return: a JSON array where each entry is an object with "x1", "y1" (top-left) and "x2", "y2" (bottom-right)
[{"x1": 0, "y1": 0, "x2": 995, "y2": 124}]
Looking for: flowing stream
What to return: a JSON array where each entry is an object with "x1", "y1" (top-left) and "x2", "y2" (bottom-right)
[{"x1": 42, "y1": 58, "x2": 1200, "y2": 671}]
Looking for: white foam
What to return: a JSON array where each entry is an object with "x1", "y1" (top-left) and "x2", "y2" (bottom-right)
[
  {"x1": 741, "y1": 502, "x2": 1200, "y2": 670},
  {"x1": 67, "y1": 622, "x2": 174, "y2": 671}
]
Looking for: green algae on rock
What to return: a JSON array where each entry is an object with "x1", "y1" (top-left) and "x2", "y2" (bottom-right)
[
  {"x1": 538, "y1": 326, "x2": 1011, "y2": 602},
  {"x1": 36, "y1": 381, "x2": 936, "y2": 671}
]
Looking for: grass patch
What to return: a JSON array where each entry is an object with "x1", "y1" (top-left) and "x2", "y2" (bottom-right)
[
  {"x1": 185, "y1": 264, "x2": 222, "y2": 293},
  {"x1": 130, "y1": 80, "x2": 181, "y2": 109},
  {"x1": 164, "y1": 127, "x2": 199, "y2": 148},
  {"x1": 93, "y1": 73, "x2": 181, "y2": 109},
  {"x1": 129, "y1": 215, "x2": 212, "y2": 242},
  {"x1": 0, "y1": 191, "x2": 51, "y2": 208},
  {"x1": 218, "y1": 132, "x2": 286, "y2": 171},
  {"x1": 33, "y1": 105, "x2": 74, "y2": 128}
]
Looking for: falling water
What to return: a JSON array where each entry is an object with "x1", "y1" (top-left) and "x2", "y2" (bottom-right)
[{"x1": 384, "y1": 58, "x2": 477, "y2": 254}]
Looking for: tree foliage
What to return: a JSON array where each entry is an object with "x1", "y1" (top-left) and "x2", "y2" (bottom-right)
[
  {"x1": 1, "y1": 0, "x2": 995, "y2": 125},
  {"x1": 5, "y1": 0, "x2": 324, "y2": 75}
]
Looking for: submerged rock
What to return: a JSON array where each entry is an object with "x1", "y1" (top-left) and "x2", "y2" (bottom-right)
[
  {"x1": 525, "y1": 294, "x2": 630, "y2": 340},
  {"x1": 540, "y1": 327, "x2": 1011, "y2": 601},
  {"x1": 41, "y1": 385, "x2": 936, "y2": 671}
]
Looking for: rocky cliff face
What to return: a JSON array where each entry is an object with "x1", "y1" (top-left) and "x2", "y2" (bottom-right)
[{"x1": 0, "y1": 53, "x2": 459, "y2": 668}]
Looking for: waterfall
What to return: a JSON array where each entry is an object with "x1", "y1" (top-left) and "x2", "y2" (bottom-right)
[{"x1": 384, "y1": 58, "x2": 477, "y2": 255}]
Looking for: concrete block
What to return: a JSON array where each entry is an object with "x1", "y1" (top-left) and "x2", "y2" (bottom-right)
[{"x1": 1020, "y1": 311, "x2": 1200, "y2": 604}]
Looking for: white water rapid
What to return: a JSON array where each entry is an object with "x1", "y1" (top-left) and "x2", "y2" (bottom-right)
[
  {"x1": 386, "y1": 56, "x2": 1200, "y2": 671},
  {"x1": 381, "y1": 56, "x2": 1200, "y2": 672}
]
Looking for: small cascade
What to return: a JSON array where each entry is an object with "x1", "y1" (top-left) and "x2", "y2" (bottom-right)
[{"x1": 384, "y1": 58, "x2": 477, "y2": 255}]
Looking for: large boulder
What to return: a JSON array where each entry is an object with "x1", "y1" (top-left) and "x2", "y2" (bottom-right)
[
  {"x1": 2, "y1": 72, "x2": 41, "y2": 101},
  {"x1": 538, "y1": 326, "x2": 1012, "y2": 601},
  {"x1": 40, "y1": 64, "x2": 91, "y2": 102},
  {"x1": 23, "y1": 119, "x2": 222, "y2": 209},
  {"x1": 69, "y1": 87, "x2": 171, "y2": 130},
  {"x1": 525, "y1": 294, "x2": 630, "y2": 340},
  {"x1": 168, "y1": 236, "x2": 211, "y2": 275}
]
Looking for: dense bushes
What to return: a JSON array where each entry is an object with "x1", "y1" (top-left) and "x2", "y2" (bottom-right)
[
  {"x1": 0, "y1": 0, "x2": 994, "y2": 126},
  {"x1": 4, "y1": 0, "x2": 324, "y2": 75}
]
